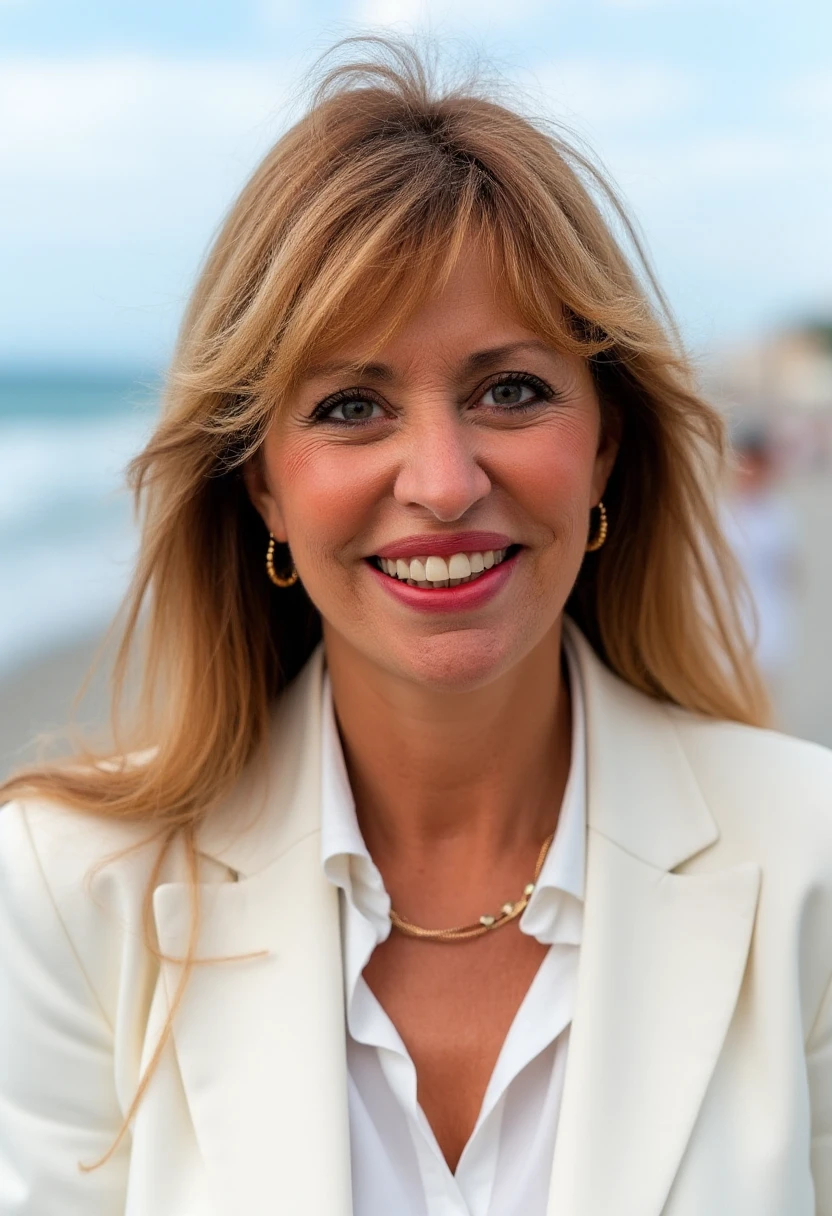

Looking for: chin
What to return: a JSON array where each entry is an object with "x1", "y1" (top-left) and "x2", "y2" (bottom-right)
[{"x1": 386, "y1": 629, "x2": 526, "y2": 692}]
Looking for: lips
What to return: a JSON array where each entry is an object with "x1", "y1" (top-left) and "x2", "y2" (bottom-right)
[
  {"x1": 373, "y1": 531, "x2": 513, "y2": 561},
  {"x1": 368, "y1": 544, "x2": 520, "y2": 612}
]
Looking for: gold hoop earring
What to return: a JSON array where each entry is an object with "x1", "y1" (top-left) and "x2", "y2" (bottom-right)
[
  {"x1": 585, "y1": 501, "x2": 608, "y2": 552},
  {"x1": 266, "y1": 534, "x2": 299, "y2": 587}
]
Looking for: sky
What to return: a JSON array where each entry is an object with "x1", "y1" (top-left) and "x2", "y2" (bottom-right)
[{"x1": 1, "y1": 0, "x2": 831, "y2": 367}]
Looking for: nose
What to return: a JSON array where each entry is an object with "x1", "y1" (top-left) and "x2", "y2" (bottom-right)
[{"x1": 392, "y1": 414, "x2": 491, "y2": 522}]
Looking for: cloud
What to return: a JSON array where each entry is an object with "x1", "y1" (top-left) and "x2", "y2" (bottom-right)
[
  {"x1": 0, "y1": 56, "x2": 293, "y2": 187},
  {"x1": 351, "y1": 0, "x2": 548, "y2": 26},
  {"x1": 601, "y1": 0, "x2": 676, "y2": 7},
  {"x1": 675, "y1": 132, "x2": 797, "y2": 186},
  {"x1": 531, "y1": 56, "x2": 694, "y2": 128},
  {"x1": 256, "y1": 0, "x2": 312, "y2": 28},
  {"x1": 0, "y1": 55, "x2": 299, "y2": 360},
  {"x1": 782, "y1": 70, "x2": 832, "y2": 119},
  {"x1": 624, "y1": 131, "x2": 801, "y2": 197},
  {"x1": 1, "y1": 49, "x2": 829, "y2": 363},
  {"x1": 351, "y1": 0, "x2": 680, "y2": 20}
]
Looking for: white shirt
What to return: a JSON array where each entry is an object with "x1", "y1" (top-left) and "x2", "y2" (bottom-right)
[{"x1": 320, "y1": 639, "x2": 587, "y2": 1216}]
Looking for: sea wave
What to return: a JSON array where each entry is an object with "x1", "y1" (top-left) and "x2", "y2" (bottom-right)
[{"x1": 0, "y1": 412, "x2": 152, "y2": 675}]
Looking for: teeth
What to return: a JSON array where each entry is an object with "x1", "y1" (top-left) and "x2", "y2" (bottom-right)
[
  {"x1": 377, "y1": 547, "x2": 512, "y2": 586},
  {"x1": 424, "y1": 556, "x2": 449, "y2": 582},
  {"x1": 448, "y1": 553, "x2": 471, "y2": 579}
]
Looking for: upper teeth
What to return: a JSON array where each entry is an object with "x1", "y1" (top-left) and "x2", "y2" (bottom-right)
[{"x1": 377, "y1": 549, "x2": 509, "y2": 587}]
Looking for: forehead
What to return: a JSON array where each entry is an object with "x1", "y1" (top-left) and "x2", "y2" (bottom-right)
[{"x1": 299, "y1": 244, "x2": 567, "y2": 384}]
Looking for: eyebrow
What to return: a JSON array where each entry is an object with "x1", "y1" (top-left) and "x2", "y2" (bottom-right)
[{"x1": 301, "y1": 340, "x2": 560, "y2": 383}]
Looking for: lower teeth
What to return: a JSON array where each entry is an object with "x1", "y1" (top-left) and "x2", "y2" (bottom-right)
[{"x1": 389, "y1": 566, "x2": 490, "y2": 588}]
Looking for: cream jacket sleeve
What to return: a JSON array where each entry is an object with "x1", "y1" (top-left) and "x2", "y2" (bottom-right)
[{"x1": 0, "y1": 801, "x2": 131, "y2": 1214}]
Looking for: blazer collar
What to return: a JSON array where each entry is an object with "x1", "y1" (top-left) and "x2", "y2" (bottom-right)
[
  {"x1": 193, "y1": 644, "x2": 327, "y2": 878},
  {"x1": 563, "y1": 618, "x2": 719, "y2": 871}
]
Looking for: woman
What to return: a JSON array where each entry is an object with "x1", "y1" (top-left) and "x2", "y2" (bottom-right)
[{"x1": 1, "y1": 36, "x2": 830, "y2": 1216}]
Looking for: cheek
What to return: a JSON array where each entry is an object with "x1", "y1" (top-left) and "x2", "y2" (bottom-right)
[
  {"x1": 497, "y1": 417, "x2": 599, "y2": 531},
  {"x1": 270, "y1": 436, "x2": 385, "y2": 559}
]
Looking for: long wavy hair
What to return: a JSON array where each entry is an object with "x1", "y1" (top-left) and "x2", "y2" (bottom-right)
[{"x1": 1, "y1": 34, "x2": 768, "y2": 1165}]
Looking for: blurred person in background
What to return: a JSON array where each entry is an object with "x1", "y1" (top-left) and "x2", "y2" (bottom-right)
[
  {"x1": 1, "y1": 35, "x2": 831, "y2": 1216},
  {"x1": 724, "y1": 424, "x2": 799, "y2": 705}
]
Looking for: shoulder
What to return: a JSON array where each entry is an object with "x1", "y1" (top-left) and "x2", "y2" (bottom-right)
[
  {"x1": 666, "y1": 707, "x2": 832, "y2": 909},
  {"x1": 668, "y1": 707, "x2": 832, "y2": 835},
  {"x1": 0, "y1": 779, "x2": 180, "y2": 906},
  {"x1": 0, "y1": 795, "x2": 184, "y2": 1023},
  {"x1": 0, "y1": 792, "x2": 166, "y2": 907},
  {"x1": 571, "y1": 619, "x2": 832, "y2": 863}
]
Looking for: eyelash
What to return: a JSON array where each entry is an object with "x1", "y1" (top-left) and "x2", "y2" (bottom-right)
[{"x1": 308, "y1": 371, "x2": 560, "y2": 425}]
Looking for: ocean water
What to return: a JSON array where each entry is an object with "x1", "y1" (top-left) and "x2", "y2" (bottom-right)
[{"x1": 0, "y1": 373, "x2": 158, "y2": 677}]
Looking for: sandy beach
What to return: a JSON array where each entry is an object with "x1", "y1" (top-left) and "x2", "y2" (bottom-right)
[{"x1": 0, "y1": 633, "x2": 112, "y2": 780}]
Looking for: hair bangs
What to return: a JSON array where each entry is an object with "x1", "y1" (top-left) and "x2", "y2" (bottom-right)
[{"x1": 261, "y1": 162, "x2": 486, "y2": 405}]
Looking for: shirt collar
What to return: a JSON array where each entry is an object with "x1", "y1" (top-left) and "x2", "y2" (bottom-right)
[
  {"x1": 320, "y1": 682, "x2": 392, "y2": 941},
  {"x1": 320, "y1": 630, "x2": 587, "y2": 948}
]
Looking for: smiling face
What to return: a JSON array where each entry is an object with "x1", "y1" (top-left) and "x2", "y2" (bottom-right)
[{"x1": 246, "y1": 242, "x2": 619, "y2": 691}]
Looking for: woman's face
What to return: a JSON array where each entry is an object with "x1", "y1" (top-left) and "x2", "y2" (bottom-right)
[{"x1": 247, "y1": 243, "x2": 618, "y2": 690}]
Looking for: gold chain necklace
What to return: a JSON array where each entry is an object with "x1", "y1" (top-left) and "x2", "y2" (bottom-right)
[{"x1": 389, "y1": 832, "x2": 555, "y2": 942}]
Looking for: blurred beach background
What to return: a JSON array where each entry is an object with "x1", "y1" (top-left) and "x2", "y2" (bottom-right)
[{"x1": 1, "y1": 0, "x2": 831, "y2": 775}]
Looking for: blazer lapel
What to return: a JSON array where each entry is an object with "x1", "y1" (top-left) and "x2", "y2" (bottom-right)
[
  {"x1": 549, "y1": 623, "x2": 761, "y2": 1216},
  {"x1": 152, "y1": 648, "x2": 353, "y2": 1216}
]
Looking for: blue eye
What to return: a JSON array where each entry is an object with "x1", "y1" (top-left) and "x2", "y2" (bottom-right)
[
  {"x1": 477, "y1": 373, "x2": 555, "y2": 411},
  {"x1": 330, "y1": 398, "x2": 384, "y2": 423},
  {"x1": 310, "y1": 392, "x2": 386, "y2": 423},
  {"x1": 482, "y1": 381, "x2": 538, "y2": 407}
]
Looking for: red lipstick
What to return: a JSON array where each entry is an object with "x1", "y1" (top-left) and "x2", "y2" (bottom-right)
[
  {"x1": 373, "y1": 531, "x2": 513, "y2": 560},
  {"x1": 367, "y1": 547, "x2": 520, "y2": 613}
]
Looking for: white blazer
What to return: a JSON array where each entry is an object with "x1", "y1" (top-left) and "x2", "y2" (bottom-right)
[{"x1": 1, "y1": 621, "x2": 831, "y2": 1216}]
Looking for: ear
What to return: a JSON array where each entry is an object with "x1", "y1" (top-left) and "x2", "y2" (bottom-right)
[
  {"x1": 591, "y1": 402, "x2": 622, "y2": 506},
  {"x1": 242, "y1": 450, "x2": 288, "y2": 543}
]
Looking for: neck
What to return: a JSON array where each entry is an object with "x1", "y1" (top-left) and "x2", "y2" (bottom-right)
[{"x1": 323, "y1": 621, "x2": 571, "y2": 864}]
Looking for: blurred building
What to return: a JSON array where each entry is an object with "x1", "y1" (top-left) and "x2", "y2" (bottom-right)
[
  {"x1": 703, "y1": 320, "x2": 832, "y2": 743},
  {"x1": 704, "y1": 322, "x2": 832, "y2": 471}
]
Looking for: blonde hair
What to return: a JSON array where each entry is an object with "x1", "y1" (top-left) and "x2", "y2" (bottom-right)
[{"x1": 1, "y1": 34, "x2": 768, "y2": 1165}]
